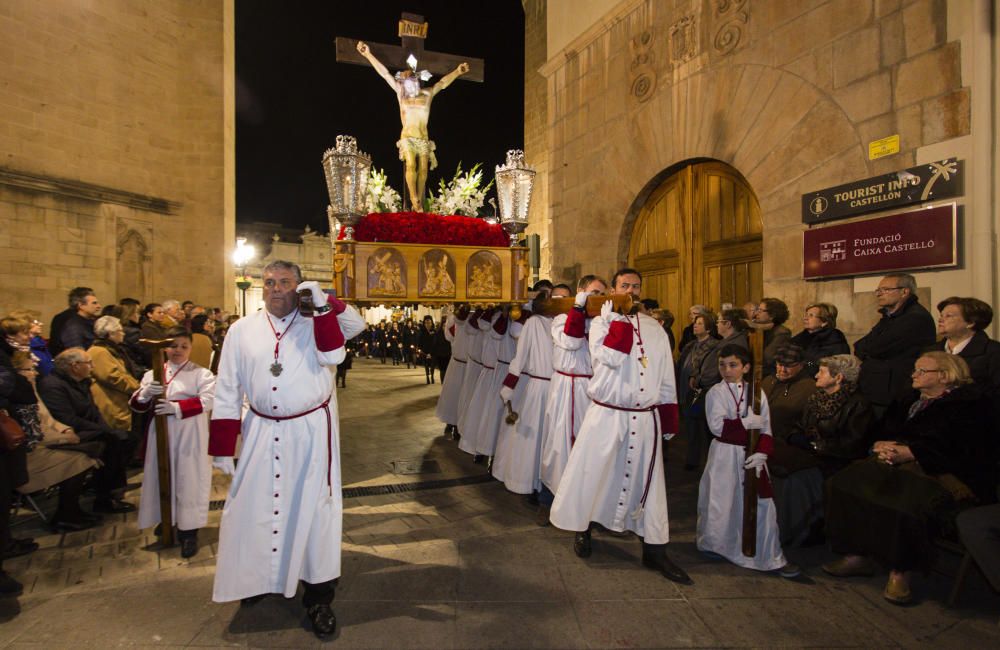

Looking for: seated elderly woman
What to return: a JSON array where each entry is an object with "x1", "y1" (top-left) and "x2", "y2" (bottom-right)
[
  {"x1": 760, "y1": 344, "x2": 823, "y2": 546},
  {"x1": 789, "y1": 303, "x2": 850, "y2": 378},
  {"x1": 89, "y1": 315, "x2": 141, "y2": 449},
  {"x1": 823, "y1": 351, "x2": 997, "y2": 605},
  {"x1": 9, "y1": 352, "x2": 101, "y2": 531}
]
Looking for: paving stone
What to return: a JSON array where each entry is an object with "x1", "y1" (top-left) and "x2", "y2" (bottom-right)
[
  {"x1": 454, "y1": 601, "x2": 587, "y2": 649},
  {"x1": 573, "y1": 600, "x2": 719, "y2": 648}
]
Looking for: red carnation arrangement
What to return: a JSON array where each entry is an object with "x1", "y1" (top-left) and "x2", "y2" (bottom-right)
[{"x1": 336, "y1": 212, "x2": 509, "y2": 247}]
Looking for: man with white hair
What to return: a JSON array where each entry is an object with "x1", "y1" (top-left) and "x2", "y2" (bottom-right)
[
  {"x1": 209, "y1": 260, "x2": 365, "y2": 639},
  {"x1": 160, "y1": 300, "x2": 185, "y2": 329}
]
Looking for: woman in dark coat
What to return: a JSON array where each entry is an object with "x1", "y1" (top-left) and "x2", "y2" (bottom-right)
[
  {"x1": 789, "y1": 303, "x2": 850, "y2": 378},
  {"x1": 934, "y1": 296, "x2": 1000, "y2": 400},
  {"x1": 822, "y1": 352, "x2": 997, "y2": 605}
]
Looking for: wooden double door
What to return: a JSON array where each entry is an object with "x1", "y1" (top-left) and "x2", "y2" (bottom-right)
[{"x1": 627, "y1": 161, "x2": 762, "y2": 345}]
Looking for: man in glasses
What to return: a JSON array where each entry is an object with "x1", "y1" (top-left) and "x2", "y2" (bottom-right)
[{"x1": 853, "y1": 273, "x2": 935, "y2": 419}]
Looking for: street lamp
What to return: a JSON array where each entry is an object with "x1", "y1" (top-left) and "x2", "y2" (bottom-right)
[
  {"x1": 322, "y1": 135, "x2": 372, "y2": 241},
  {"x1": 232, "y1": 237, "x2": 256, "y2": 316},
  {"x1": 495, "y1": 149, "x2": 536, "y2": 247}
]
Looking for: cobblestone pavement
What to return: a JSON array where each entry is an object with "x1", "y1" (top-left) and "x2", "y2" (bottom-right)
[{"x1": 1, "y1": 357, "x2": 998, "y2": 648}]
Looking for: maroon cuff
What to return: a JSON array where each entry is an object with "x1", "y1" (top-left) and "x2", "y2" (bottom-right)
[
  {"x1": 208, "y1": 419, "x2": 241, "y2": 456},
  {"x1": 177, "y1": 397, "x2": 203, "y2": 419},
  {"x1": 602, "y1": 321, "x2": 633, "y2": 354},
  {"x1": 325, "y1": 294, "x2": 347, "y2": 315},
  {"x1": 314, "y1": 310, "x2": 346, "y2": 352},
  {"x1": 656, "y1": 403, "x2": 679, "y2": 435},
  {"x1": 449, "y1": 324, "x2": 456, "y2": 336},
  {"x1": 564, "y1": 309, "x2": 586, "y2": 338},
  {"x1": 755, "y1": 434, "x2": 774, "y2": 455},
  {"x1": 720, "y1": 418, "x2": 748, "y2": 445},
  {"x1": 130, "y1": 392, "x2": 151, "y2": 413},
  {"x1": 502, "y1": 373, "x2": 519, "y2": 390},
  {"x1": 493, "y1": 314, "x2": 509, "y2": 335}
]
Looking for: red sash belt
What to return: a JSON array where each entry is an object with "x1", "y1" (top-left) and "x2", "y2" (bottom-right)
[
  {"x1": 715, "y1": 418, "x2": 773, "y2": 498},
  {"x1": 249, "y1": 397, "x2": 334, "y2": 494},
  {"x1": 557, "y1": 371, "x2": 592, "y2": 445},
  {"x1": 591, "y1": 400, "x2": 659, "y2": 512},
  {"x1": 482, "y1": 363, "x2": 496, "y2": 370},
  {"x1": 523, "y1": 372, "x2": 551, "y2": 381},
  {"x1": 452, "y1": 358, "x2": 467, "y2": 364},
  {"x1": 497, "y1": 359, "x2": 512, "y2": 365},
  {"x1": 469, "y1": 358, "x2": 483, "y2": 366}
]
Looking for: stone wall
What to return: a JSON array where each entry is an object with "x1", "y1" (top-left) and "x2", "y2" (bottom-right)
[
  {"x1": 536, "y1": 0, "x2": 991, "y2": 341},
  {"x1": 0, "y1": 0, "x2": 235, "y2": 326},
  {"x1": 524, "y1": 0, "x2": 551, "y2": 282}
]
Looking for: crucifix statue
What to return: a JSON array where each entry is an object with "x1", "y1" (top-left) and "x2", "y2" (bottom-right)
[{"x1": 335, "y1": 13, "x2": 485, "y2": 210}]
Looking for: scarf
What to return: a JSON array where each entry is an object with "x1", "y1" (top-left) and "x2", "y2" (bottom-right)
[
  {"x1": 907, "y1": 387, "x2": 953, "y2": 420},
  {"x1": 805, "y1": 380, "x2": 857, "y2": 432},
  {"x1": 688, "y1": 337, "x2": 715, "y2": 382}
]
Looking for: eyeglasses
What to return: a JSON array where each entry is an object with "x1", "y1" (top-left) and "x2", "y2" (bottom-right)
[
  {"x1": 912, "y1": 368, "x2": 942, "y2": 376},
  {"x1": 874, "y1": 287, "x2": 903, "y2": 295}
]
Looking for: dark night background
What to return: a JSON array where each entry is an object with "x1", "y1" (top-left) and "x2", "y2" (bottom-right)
[{"x1": 235, "y1": 1, "x2": 526, "y2": 232}]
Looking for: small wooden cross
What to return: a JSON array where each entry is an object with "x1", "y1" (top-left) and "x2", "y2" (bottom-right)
[{"x1": 335, "y1": 12, "x2": 485, "y2": 82}]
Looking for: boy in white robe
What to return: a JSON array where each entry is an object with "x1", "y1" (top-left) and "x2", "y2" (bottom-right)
[
  {"x1": 131, "y1": 328, "x2": 215, "y2": 559},
  {"x1": 697, "y1": 343, "x2": 800, "y2": 578}
]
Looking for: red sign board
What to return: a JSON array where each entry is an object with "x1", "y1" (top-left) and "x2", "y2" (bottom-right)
[{"x1": 803, "y1": 203, "x2": 957, "y2": 279}]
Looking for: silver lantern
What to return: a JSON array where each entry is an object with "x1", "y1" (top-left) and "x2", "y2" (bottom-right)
[
  {"x1": 322, "y1": 135, "x2": 372, "y2": 241},
  {"x1": 495, "y1": 149, "x2": 535, "y2": 247}
]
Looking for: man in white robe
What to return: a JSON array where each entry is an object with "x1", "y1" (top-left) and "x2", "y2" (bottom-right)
[
  {"x1": 470, "y1": 311, "x2": 515, "y2": 458},
  {"x1": 435, "y1": 306, "x2": 469, "y2": 439},
  {"x1": 538, "y1": 276, "x2": 607, "y2": 522},
  {"x1": 457, "y1": 308, "x2": 491, "y2": 459},
  {"x1": 209, "y1": 260, "x2": 364, "y2": 639},
  {"x1": 550, "y1": 268, "x2": 691, "y2": 584},
  {"x1": 492, "y1": 286, "x2": 570, "y2": 495}
]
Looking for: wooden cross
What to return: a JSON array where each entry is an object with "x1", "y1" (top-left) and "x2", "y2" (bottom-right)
[
  {"x1": 140, "y1": 337, "x2": 176, "y2": 547},
  {"x1": 335, "y1": 12, "x2": 485, "y2": 82}
]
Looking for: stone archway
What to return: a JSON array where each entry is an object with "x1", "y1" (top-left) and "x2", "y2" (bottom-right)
[{"x1": 625, "y1": 160, "x2": 762, "y2": 342}]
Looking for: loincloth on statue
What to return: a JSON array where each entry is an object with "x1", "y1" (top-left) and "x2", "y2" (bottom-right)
[{"x1": 396, "y1": 137, "x2": 438, "y2": 169}]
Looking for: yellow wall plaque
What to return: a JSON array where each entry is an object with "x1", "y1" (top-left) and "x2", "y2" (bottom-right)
[{"x1": 869, "y1": 134, "x2": 900, "y2": 160}]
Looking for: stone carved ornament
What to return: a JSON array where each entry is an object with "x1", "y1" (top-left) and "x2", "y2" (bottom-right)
[
  {"x1": 713, "y1": 0, "x2": 749, "y2": 56},
  {"x1": 629, "y1": 29, "x2": 657, "y2": 103}
]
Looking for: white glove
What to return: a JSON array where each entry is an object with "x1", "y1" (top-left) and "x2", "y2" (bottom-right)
[
  {"x1": 744, "y1": 452, "x2": 768, "y2": 477},
  {"x1": 296, "y1": 280, "x2": 326, "y2": 307},
  {"x1": 574, "y1": 291, "x2": 590, "y2": 308},
  {"x1": 500, "y1": 386, "x2": 514, "y2": 403},
  {"x1": 212, "y1": 457, "x2": 235, "y2": 476},
  {"x1": 600, "y1": 299, "x2": 613, "y2": 321},
  {"x1": 138, "y1": 381, "x2": 164, "y2": 402},
  {"x1": 741, "y1": 413, "x2": 764, "y2": 430},
  {"x1": 153, "y1": 399, "x2": 181, "y2": 418}
]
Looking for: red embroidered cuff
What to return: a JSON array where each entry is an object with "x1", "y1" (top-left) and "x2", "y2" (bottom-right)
[
  {"x1": 208, "y1": 419, "x2": 241, "y2": 456},
  {"x1": 755, "y1": 434, "x2": 774, "y2": 456},
  {"x1": 493, "y1": 314, "x2": 509, "y2": 335},
  {"x1": 602, "y1": 321, "x2": 633, "y2": 354},
  {"x1": 313, "y1": 310, "x2": 346, "y2": 352},
  {"x1": 502, "y1": 373, "x2": 519, "y2": 390},
  {"x1": 129, "y1": 392, "x2": 152, "y2": 413},
  {"x1": 564, "y1": 309, "x2": 586, "y2": 338},
  {"x1": 177, "y1": 397, "x2": 203, "y2": 419},
  {"x1": 720, "y1": 418, "x2": 748, "y2": 445},
  {"x1": 656, "y1": 403, "x2": 679, "y2": 435},
  {"x1": 325, "y1": 294, "x2": 347, "y2": 315}
]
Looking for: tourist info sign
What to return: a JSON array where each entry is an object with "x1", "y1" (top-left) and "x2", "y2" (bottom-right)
[
  {"x1": 803, "y1": 203, "x2": 957, "y2": 280},
  {"x1": 801, "y1": 158, "x2": 963, "y2": 224}
]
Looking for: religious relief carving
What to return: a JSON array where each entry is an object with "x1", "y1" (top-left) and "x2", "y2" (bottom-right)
[
  {"x1": 367, "y1": 247, "x2": 407, "y2": 297},
  {"x1": 712, "y1": 0, "x2": 749, "y2": 56},
  {"x1": 669, "y1": 15, "x2": 698, "y2": 65},
  {"x1": 114, "y1": 217, "x2": 153, "y2": 302},
  {"x1": 628, "y1": 29, "x2": 657, "y2": 104},
  {"x1": 418, "y1": 249, "x2": 456, "y2": 297},
  {"x1": 466, "y1": 251, "x2": 501, "y2": 299}
]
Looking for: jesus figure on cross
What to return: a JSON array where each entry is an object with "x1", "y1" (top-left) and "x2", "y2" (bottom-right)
[{"x1": 356, "y1": 41, "x2": 469, "y2": 210}]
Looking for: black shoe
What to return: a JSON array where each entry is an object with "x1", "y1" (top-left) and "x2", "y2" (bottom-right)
[
  {"x1": 2, "y1": 538, "x2": 39, "y2": 560},
  {"x1": 180, "y1": 536, "x2": 198, "y2": 559},
  {"x1": 93, "y1": 499, "x2": 136, "y2": 514},
  {"x1": 452, "y1": 429, "x2": 461, "y2": 441},
  {"x1": 473, "y1": 454, "x2": 486, "y2": 465},
  {"x1": 240, "y1": 594, "x2": 267, "y2": 607},
  {"x1": 306, "y1": 604, "x2": 337, "y2": 639},
  {"x1": 0, "y1": 572, "x2": 23, "y2": 598},
  {"x1": 573, "y1": 531, "x2": 592, "y2": 558},
  {"x1": 642, "y1": 547, "x2": 692, "y2": 585}
]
